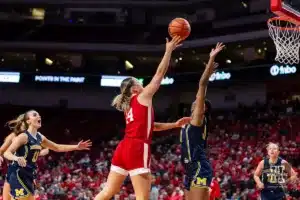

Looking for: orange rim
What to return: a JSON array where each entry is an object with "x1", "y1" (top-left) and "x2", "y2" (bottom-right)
[{"x1": 268, "y1": 16, "x2": 300, "y2": 31}]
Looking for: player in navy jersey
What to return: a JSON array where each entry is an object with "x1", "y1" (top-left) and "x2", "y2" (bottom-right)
[
  {"x1": 254, "y1": 143, "x2": 298, "y2": 200},
  {"x1": 3, "y1": 110, "x2": 92, "y2": 200},
  {"x1": 181, "y1": 43, "x2": 224, "y2": 200},
  {"x1": 0, "y1": 113, "x2": 49, "y2": 200}
]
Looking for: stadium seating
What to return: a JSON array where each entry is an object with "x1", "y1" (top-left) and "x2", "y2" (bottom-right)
[{"x1": 0, "y1": 100, "x2": 299, "y2": 200}]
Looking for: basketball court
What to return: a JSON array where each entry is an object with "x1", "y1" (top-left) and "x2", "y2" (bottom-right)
[{"x1": 269, "y1": 0, "x2": 300, "y2": 64}]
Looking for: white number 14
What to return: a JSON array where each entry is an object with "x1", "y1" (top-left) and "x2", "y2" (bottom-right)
[{"x1": 126, "y1": 108, "x2": 134, "y2": 124}]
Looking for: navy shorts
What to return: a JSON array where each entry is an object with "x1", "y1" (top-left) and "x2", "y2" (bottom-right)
[
  {"x1": 9, "y1": 168, "x2": 35, "y2": 199},
  {"x1": 183, "y1": 159, "x2": 213, "y2": 191},
  {"x1": 5, "y1": 165, "x2": 14, "y2": 182},
  {"x1": 261, "y1": 188, "x2": 286, "y2": 200}
]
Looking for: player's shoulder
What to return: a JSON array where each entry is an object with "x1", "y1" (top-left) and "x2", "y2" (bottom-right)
[
  {"x1": 16, "y1": 133, "x2": 29, "y2": 144},
  {"x1": 5, "y1": 132, "x2": 17, "y2": 141},
  {"x1": 280, "y1": 158, "x2": 288, "y2": 165},
  {"x1": 258, "y1": 159, "x2": 265, "y2": 166}
]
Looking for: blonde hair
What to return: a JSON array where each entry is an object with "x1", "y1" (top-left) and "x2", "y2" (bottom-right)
[
  {"x1": 6, "y1": 111, "x2": 32, "y2": 135},
  {"x1": 266, "y1": 142, "x2": 279, "y2": 150},
  {"x1": 111, "y1": 77, "x2": 135, "y2": 112}
]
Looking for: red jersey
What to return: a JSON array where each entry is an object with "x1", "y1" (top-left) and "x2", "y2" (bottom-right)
[
  {"x1": 210, "y1": 179, "x2": 221, "y2": 200},
  {"x1": 124, "y1": 95, "x2": 154, "y2": 142}
]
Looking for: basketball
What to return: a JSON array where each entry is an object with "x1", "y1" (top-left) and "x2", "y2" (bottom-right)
[{"x1": 168, "y1": 18, "x2": 191, "y2": 40}]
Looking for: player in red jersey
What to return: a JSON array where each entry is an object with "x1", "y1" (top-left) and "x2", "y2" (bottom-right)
[
  {"x1": 94, "y1": 36, "x2": 189, "y2": 200},
  {"x1": 209, "y1": 177, "x2": 221, "y2": 200}
]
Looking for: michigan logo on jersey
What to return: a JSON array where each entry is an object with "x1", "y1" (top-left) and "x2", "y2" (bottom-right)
[
  {"x1": 192, "y1": 177, "x2": 208, "y2": 187},
  {"x1": 15, "y1": 188, "x2": 25, "y2": 197}
]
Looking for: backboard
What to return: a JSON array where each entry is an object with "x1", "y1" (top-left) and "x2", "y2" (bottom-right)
[{"x1": 271, "y1": 0, "x2": 300, "y2": 24}]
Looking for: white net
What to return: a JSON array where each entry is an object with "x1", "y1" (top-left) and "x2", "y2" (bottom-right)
[{"x1": 268, "y1": 17, "x2": 300, "y2": 65}]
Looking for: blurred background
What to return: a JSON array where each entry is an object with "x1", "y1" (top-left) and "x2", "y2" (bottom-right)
[{"x1": 0, "y1": 0, "x2": 299, "y2": 199}]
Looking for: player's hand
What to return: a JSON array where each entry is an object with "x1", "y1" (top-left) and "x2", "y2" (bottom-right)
[
  {"x1": 257, "y1": 182, "x2": 264, "y2": 190},
  {"x1": 166, "y1": 36, "x2": 182, "y2": 52},
  {"x1": 175, "y1": 117, "x2": 192, "y2": 127},
  {"x1": 15, "y1": 157, "x2": 27, "y2": 167},
  {"x1": 77, "y1": 140, "x2": 92, "y2": 150},
  {"x1": 288, "y1": 175, "x2": 298, "y2": 183},
  {"x1": 210, "y1": 42, "x2": 225, "y2": 58},
  {"x1": 206, "y1": 62, "x2": 219, "y2": 76},
  {"x1": 0, "y1": 156, "x2": 4, "y2": 166}
]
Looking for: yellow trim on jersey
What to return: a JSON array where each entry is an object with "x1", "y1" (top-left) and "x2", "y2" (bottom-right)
[
  {"x1": 23, "y1": 146, "x2": 28, "y2": 160},
  {"x1": 193, "y1": 162, "x2": 201, "y2": 180},
  {"x1": 202, "y1": 117, "x2": 207, "y2": 140},
  {"x1": 191, "y1": 162, "x2": 210, "y2": 189},
  {"x1": 185, "y1": 124, "x2": 192, "y2": 161},
  {"x1": 180, "y1": 128, "x2": 183, "y2": 143},
  {"x1": 30, "y1": 145, "x2": 42, "y2": 150},
  {"x1": 16, "y1": 169, "x2": 31, "y2": 198}
]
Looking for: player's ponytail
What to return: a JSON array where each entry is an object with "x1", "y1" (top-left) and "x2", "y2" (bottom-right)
[
  {"x1": 6, "y1": 112, "x2": 30, "y2": 135},
  {"x1": 111, "y1": 77, "x2": 135, "y2": 112}
]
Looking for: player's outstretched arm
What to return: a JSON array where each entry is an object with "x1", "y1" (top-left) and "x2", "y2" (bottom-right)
[
  {"x1": 153, "y1": 117, "x2": 191, "y2": 131},
  {"x1": 0, "y1": 132, "x2": 16, "y2": 166},
  {"x1": 191, "y1": 43, "x2": 224, "y2": 127},
  {"x1": 254, "y1": 160, "x2": 264, "y2": 189},
  {"x1": 41, "y1": 136, "x2": 92, "y2": 152},
  {"x1": 4, "y1": 133, "x2": 28, "y2": 167},
  {"x1": 138, "y1": 36, "x2": 182, "y2": 106}
]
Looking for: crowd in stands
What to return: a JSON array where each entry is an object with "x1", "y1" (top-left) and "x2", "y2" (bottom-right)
[{"x1": 0, "y1": 99, "x2": 300, "y2": 200}]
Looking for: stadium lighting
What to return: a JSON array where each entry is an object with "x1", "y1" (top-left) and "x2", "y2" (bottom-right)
[
  {"x1": 45, "y1": 58, "x2": 53, "y2": 66},
  {"x1": 31, "y1": 8, "x2": 45, "y2": 20},
  {"x1": 125, "y1": 60, "x2": 134, "y2": 70}
]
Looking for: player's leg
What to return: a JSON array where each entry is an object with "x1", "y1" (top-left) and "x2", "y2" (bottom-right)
[
  {"x1": 190, "y1": 187, "x2": 210, "y2": 200},
  {"x1": 189, "y1": 161, "x2": 212, "y2": 200},
  {"x1": 184, "y1": 190, "x2": 190, "y2": 200},
  {"x1": 94, "y1": 168, "x2": 127, "y2": 200},
  {"x1": 183, "y1": 175, "x2": 191, "y2": 200},
  {"x1": 3, "y1": 182, "x2": 11, "y2": 200},
  {"x1": 128, "y1": 142, "x2": 152, "y2": 200},
  {"x1": 12, "y1": 196, "x2": 34, "y2": 200},
  {"x1": 94, "y1": 140, "x2": 128, "y2": 200},
  {"x1": 130, "y1": 172, "x2": 151, "y2": 200}
]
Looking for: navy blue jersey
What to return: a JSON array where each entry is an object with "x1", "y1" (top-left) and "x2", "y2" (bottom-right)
[
  {"x1": 262, "y1": 157, "x2": 286, "y2": 189},
  {"x1": 180, "y1": 116, "x2": 209, "y2": 163},
  {"x1": 180, "y1": 117, "x2": 212, "y2": 190},
  {"x1": 9, "y1": 131, "x2": 43, "y2": 199},
  {"x1": 260, "y1": 157, "x2": 286, "y2": 200},
  {"x1": 11, "y1": 131, "x2": 43, "y2": 173}
]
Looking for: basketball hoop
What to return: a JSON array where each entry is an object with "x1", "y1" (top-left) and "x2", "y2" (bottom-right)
[{"x1": 268, "y1": 16, "x2": 300, "y2": 65}]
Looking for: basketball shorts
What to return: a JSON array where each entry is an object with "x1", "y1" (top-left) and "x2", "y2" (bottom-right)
[
  {"x1": 9, "y1": 168, "x2": 35, "y2": 199},
  {"x1": 6, "y1": 165, "x2": 15, "y2": 182},
  {"x1": 111, "y1": 138, "x2": 151, "y2": 176},
  {"x1": 261, "y1": 188, "x2": 286, "y2": 200},
  {"x1": 184, "y1": 159, "x2": 213, "y2": 191}
]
